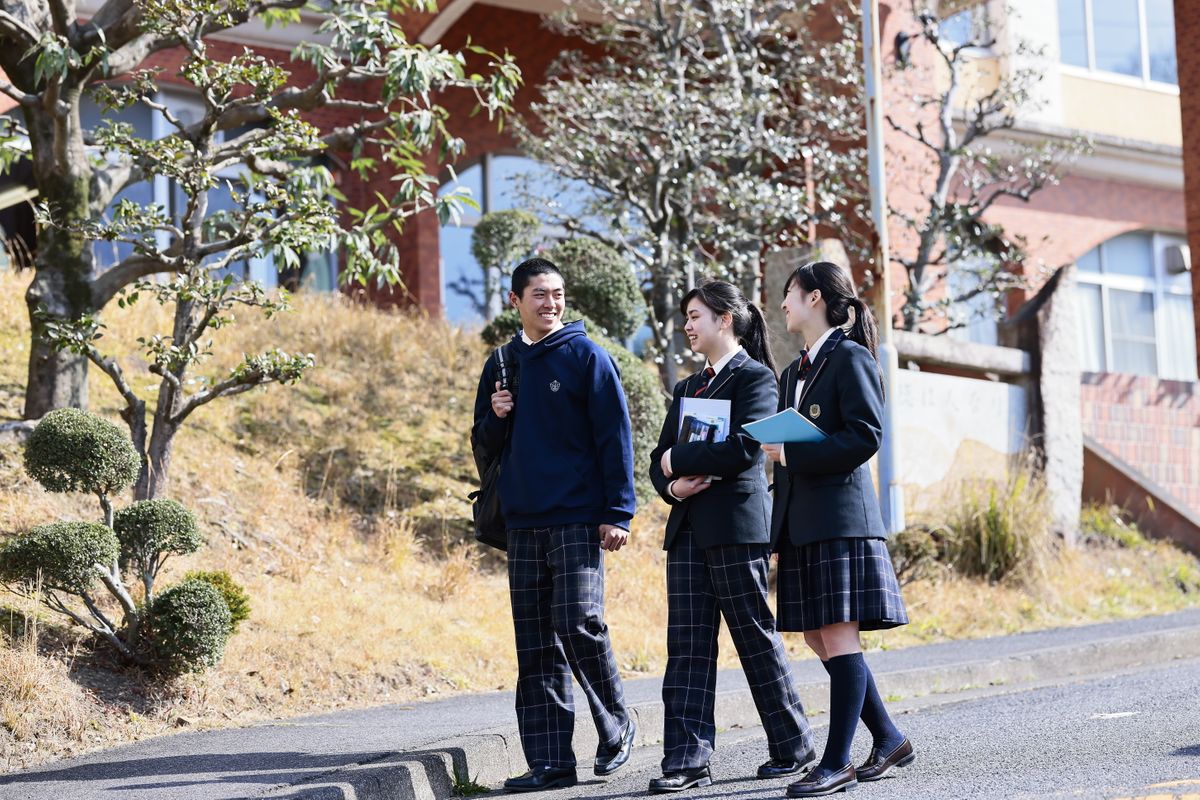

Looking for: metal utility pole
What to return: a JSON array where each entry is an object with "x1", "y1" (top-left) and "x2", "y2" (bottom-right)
[{"x1": 862, "y1": 0, "x2": 905, "y2": 533}]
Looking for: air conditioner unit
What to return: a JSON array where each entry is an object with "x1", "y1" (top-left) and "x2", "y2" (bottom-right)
[{"x1": 1164, "y1": 243, "x2": 1191, "y2": 275}]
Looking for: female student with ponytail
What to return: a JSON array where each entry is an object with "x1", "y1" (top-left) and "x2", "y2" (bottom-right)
[
  {"x1": 761, "y1": 262, "x2": 913, "y2": 798},
  {"x1": 647, "y1": 280, "x2": 815, "y2": 794}
]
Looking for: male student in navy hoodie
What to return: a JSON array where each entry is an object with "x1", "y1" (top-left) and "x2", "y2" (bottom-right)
[{"x1": 471, "y1": 257, "x2": 638, "y2": 794}]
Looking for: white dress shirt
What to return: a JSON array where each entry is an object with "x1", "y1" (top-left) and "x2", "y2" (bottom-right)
[
  {"x1": 666, "y1": 347, "x2": 744, "y2": 499},
  {"x1": 780, "y1": 327, "x2": 837, "y2": 467}
]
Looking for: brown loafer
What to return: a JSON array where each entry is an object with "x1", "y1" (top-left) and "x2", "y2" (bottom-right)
[
  {"x1": 856, "y1": 737, "x2": 915, "y2": 782},
  {"x1": 785, "y1": 763, "x2": 856, "y2": 797}
]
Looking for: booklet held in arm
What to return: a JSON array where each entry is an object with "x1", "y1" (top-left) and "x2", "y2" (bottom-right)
[{"x1": 741, "y1": 408, "x2": 828, "y2": 443}]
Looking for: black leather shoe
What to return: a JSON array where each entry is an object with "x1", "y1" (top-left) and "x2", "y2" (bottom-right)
[
  {"x1": 503, "y1": 765, "x2": 578, "y2": 793},
  {"x1": 786, "y1": 764, "x2": 857, "y2": 797},
  {"x1": 856, "y1": 737, "x2": 915, "y2": 782},
  {"x1": 595, "y1": 719, "x2": 637, "y2": 776},
  {"x1": 648, "y1": 765, "x2": 712, "y2": 793},
  {"x1": 756, "y1": 747, "x2": 816, "y2": 780}
]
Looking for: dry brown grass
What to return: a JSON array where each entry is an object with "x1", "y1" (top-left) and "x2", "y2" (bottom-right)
[{"x1": 0, "y1": 267, "x2": 1197, "y2": 772}]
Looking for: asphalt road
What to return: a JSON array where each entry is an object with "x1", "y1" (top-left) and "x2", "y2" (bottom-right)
[{"x1": 509, "y1": 658, "x2": 1200, "y2": 800}]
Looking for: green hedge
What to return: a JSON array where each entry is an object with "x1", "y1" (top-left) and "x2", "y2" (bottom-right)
[
  {"x1": 546, "y1": 238, "x2": 645, "y2": 341},
  {"x1": 149, "y1": 578, "x2": 233, "y2": 673},
  {"x1": 185, "y1": 570, "x2": 251, "y2": 633},
  {"x1": 24, "y1": 408, "x2": 140, "y2": 496},
  {"x1": 114, "y1": 499, "x2": 203, "y2": 568},
  {"x1": 0, "y1": 522, "x2": 120, "y2": 594}
]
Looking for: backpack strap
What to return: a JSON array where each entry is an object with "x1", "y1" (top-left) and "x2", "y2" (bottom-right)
[{"x1": 494, "y1": 345, "x2": 510, "y2": 391}]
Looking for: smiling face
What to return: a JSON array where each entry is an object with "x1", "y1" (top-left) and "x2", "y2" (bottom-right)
[
  {"x1": 510, "y1": 272, "x2": 566, "y2": 341},
  {"x1": 780, "y1": 279, "x2": 824, "y2": 337},
  {"x1": 683, "y1": 297, "x2": 731, "y2": 359}
]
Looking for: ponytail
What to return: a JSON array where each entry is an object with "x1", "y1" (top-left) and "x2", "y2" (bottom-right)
[
  {"x1": 848, "y1": 297, "x2": 879, "y2": 361},
  {"x1": 741, "y1": 302, "x2": 777, "y2": 374},
  {"x1": 680, "y1": 280, "x2": 777, "y2": 373}
]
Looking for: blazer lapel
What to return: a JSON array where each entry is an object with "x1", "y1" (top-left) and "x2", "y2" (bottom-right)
[
  {"x1": 701, "y1": 350, "x2": 748, "y2": 399},
  {"x1": 783, "y1": 359, "x2": 798, "y2": 410},
  {"x1": 796, "y1": 328, "x2": 845, "y2": 412}
]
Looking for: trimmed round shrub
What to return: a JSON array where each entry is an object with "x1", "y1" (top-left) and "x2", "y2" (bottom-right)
[
  {"x1": 113, "y1": 499, "x2": 203, "y2": 567},
  {"x1": 479, "y1": 308, "x2": 523, "y2": 349},
  {"x1": 479, "y1": 311, "x2": 666, "y2": 502},
  {"x1": 24, "y1": 408, "x2": 140, "y2": 496},
  {"x1": 184, "y1": 570, "x2": 251, "y2": 633},
  {"x1": 0, "y1": 522, "x2": 119, "y2": 594},
  {"x1": 148, "y1": 578, "x2": 233, "y2": 673},
  {"x1": 471, "y1": 210, "x2": 540, "y2": 273},
  {"x1": 546, "y1": 238, "x2": 645, "y2": 340}
]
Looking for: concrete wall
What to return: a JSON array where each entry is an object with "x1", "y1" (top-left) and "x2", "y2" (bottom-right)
[{"x1": 893, "y1": 369, "x2": 1029, "y2": 513}]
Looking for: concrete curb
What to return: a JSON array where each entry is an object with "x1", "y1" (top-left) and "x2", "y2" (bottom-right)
[{"x1": 262, "y1": 622, "x2": 1200, "y2": 799}]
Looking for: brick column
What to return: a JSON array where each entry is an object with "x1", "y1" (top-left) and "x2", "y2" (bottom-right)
[{"x1": 1176, "y1": 0, "x2": 1200, "y2": 377}]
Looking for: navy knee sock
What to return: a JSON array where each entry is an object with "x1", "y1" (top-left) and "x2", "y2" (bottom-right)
[
  {"x1": 821, "y1": 657, "x2": 904, "y2": 751},
  {"x1": 818, "y1": 653, "x2": 867, "y2": 772}
]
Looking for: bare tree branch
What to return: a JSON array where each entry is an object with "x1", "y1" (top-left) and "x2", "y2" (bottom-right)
[{"x1": 91, "y1": 253, "x2": 184, "y2": 308}]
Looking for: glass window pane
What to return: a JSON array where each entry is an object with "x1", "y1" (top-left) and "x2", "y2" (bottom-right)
[
  {"x1": 1076, "y1": 245, "x2": 1101, "y2": 273},
  {"x1": 1057, "y1": 0, "x2": 1089, "y2": 67},
  {"x1": 491, "y1": 154, "x2": 602, "y2": 224},
  {"x1": 440, "y1": 224, "x2": 485, "y2": 324},
  {"x1": 491, "y1": 155, "x2": 552, "y2": 212},
  {"x1": 1077, "y1": 283, "x2": 1105, "y2": 371},
  {"x1": 82, "y1": 97, "x2": 158, "y2": 271},
  {"x1": 946, "y1": 260, "x2": 1000, "y2": 346},
  {"x1": 1109, "y1": 288, "x2": 1157, "y2": 375},
  {"x1": 438, "y1": 162, "x2": 484, "y2": 216},
  {"x1": 941, "y1": 8, "x2": 986, "y2": 48},
  {"x1": 1092, "y1": 0, "x2": 1143, "y2": 77},
  {"x1": 1144, "y1": 0, "x2": 1177, "y2": 83},
  {"x1": 1160, "y1": 294, "x2": 1197, "y2": 381},
  {"x1": 1101, "y1": 231, "x2": 1155, "y2": 277}
]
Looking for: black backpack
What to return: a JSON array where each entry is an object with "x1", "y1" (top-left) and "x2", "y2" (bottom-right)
[{"x1": 469, "y1": 343, "x2": 517, "y2": 551}]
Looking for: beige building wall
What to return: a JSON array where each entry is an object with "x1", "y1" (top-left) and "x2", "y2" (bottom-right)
[{"x1": 1059, "y1": 74, "x2": 1182, "y2": 147}]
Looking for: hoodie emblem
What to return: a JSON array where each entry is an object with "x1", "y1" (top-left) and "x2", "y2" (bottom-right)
[{"x1": 550, "y1": 380, "x2": 561, "y2": 393}]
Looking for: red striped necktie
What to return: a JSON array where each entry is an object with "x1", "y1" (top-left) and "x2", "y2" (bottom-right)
[
  {"x1": 797, "y1": 350, "x2": 812, "y2": 381},
  {"x1": 693, "y1": 366, "x2": 716, "y2": 397}
]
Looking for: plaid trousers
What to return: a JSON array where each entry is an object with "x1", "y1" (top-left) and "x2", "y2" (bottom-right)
[
  {"x1": 662, "y1": 529, "x2": 813, "y2": 771},
  {"x1": 507, "y1": 523, "x2": 629, "y2": 769}
]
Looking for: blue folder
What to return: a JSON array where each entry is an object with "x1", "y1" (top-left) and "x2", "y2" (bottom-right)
[{"x1": 742, "y1": 408, "x2": 828, "y2": 443}]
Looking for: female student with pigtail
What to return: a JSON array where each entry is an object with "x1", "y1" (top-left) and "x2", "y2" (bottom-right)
[
  {"x1": 761, "y1": 261, "x2": 914, "y2": 798},
  {"x1": 646, "y1": 280, "x2": 816, "y2": 794}
]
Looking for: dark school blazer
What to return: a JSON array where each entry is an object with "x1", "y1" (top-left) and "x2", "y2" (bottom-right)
[
  {"x1": 769, "y1": 328, "x2": 888, "y2": 549},
  {"x1": 649, "y1": 350, "x2": 778, "y2": 551}
]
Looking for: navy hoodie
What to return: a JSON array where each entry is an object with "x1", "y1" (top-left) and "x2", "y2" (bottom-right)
[{"x1": 471, "y1": 320, "x2": 637, "y2": 530}]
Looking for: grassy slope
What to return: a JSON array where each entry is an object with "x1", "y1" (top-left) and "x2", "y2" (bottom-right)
[{"x1": 1, "y1": 269, "x2": 1197, "y2": 771}]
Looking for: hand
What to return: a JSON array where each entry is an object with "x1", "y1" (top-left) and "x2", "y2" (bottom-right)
[
  {"x1": 491, "y1": 381, "x2": 514, "y2": 418},
  {"x1": 659, "y1": 448, "x2": 673, "y2": 478},
  {"x1": 670, "y1": 475, "x2": 712, "y2": 498},
  {"x1": 761, "y1": 443, "x2": 783, "y2": 463},
  {"x1": 600, "y1": 524, "x2": 629, "y2": 552}
]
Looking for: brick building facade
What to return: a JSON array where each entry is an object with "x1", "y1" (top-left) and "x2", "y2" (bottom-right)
[
  {"x1": 397, "y1": 0, "x2": 1200, "y2": 519},
  {"x1": 1, "y1": 1, "x2": 1196, "y2": 516}
]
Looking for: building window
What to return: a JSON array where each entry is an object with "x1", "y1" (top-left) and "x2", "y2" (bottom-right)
[
  {"x1": 82, "y1": 92, "x2": 338, "y2": 292},
  {"x1": 437, "y1": 153, "x2": 597, "y2": 324},
  {"x1": 1076, "y1": 231, "x2": 1196, "y2": 381},
  {"x1": 1057, "y1": 0, "x2": 1177, "y2": 85},
  {"x1": 940, "y1": 3, "x2": 990, "y2": 49}
]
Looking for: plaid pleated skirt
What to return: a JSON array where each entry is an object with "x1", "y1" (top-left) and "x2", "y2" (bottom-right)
[{"x1": 776, "y1": 537, "x2": 909, "y2": 633}]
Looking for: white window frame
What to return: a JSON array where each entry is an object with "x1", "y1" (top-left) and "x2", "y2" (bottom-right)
[
  {"x1": 1059, "y1": 0, "x2": 1179, "y2": 90},
  {"x1": 1076, "y1": 230, "x2": 1195, "y2": 381}
]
